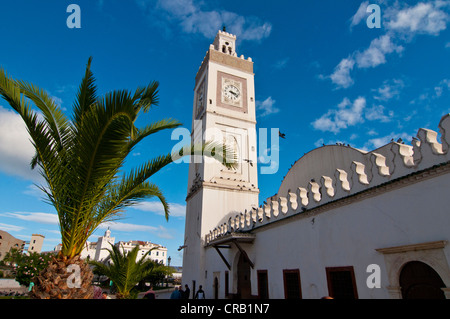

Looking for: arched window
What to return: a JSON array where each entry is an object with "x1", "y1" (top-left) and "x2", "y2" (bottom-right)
[
  {"x1": 400, "y1": 261, "x2": 445, "y2": 299},
  {"x1": 224, "y1": 135, "x2": 240, "y2": 171}
]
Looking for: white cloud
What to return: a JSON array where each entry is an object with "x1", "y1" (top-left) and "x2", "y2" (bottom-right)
[
  {"x1": 434, "y1": 79, "x2": 450, "y2": 97},
  {"x1": 312, "y1": 96, "x2": 397, "y2": 133},
  {"x1": 99, "y1": 221, "x2": 175, "y2": 239},
  {"x1": 257, "y1": 144, "x2": 279, "y2": 166},
  {"x1": 314, "y1": 138, "x2": 325, "y2": 148},
  {"x1": 373, "y1": 78, "x2": 405, "y2": 101},
  {"x1": 1, "y1": 212, "x2": 59, "y2": 225},
  {"x1": 329, "y1": 57, "x2": 355, "y2": 89},
  {"x1": 0, "y1": 223, "x2": 25, "y2": 232},
  {"x1": 256, "y1": 97, "x2": 280, "y2": 117},
  {"x1": 330, "y1": 36, "x2": 404, "y2": 88},
  {"x1": 404, "y1": 110, "x2": 418, "y2": 122},
  {"x1": 329, "y1": 1, "x2": 450, "y2": 88},
  {"x1": 157, "y1": 0, "x2": 196, "y2": 17},
  {"x1": 435, "y1": 86, "x2": 444, "y2": 97},
  {"x1": 134, "y1": 201, "x2": 186, "y2": 218},
  {"x1": 137, "y1": 0, "x2": 272, "y2": 41},
  {"x1": 350, "y1": 1, "x2": 370, "y2": 28},
  {"x1": 312, "y1": 97, "x2": 366, "y2": 133},
  {"x1": 365, "y1": 104, "x2": 394, "y2": 122},
  {"x1": 50, "y1": 95, "x2": 63, "y2": 107},
  {"x1": 410, "y1": 78, "x2": 450, "y2": 104},
  {"x1": 365, "y1": 132, "x2": 412, "y2": 149},
  {"x1": 386, "y1": 2, "x2": 449, "y2": 35},
  {"x1": 23, "y1": 184, "x2": 48, "y2": 199},
  {"x1": 273, "y1": 57, "x2": 290, "y2": 70},
  {"x1": 355, "y1": 34, "x2": 404, "y2": 68},
  {"x1": 154, "y1": 225, "x2": 176, "y2": 239},
  {"x1": 100, "y1": 221, "x2": 158, "y2": 233},
  {"x1": 0, "y1": 106, "x2": 41, "y2": 182}
]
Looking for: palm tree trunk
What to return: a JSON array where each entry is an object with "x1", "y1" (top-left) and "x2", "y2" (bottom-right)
[{"x1": 30, "y1": 255, "x2": 94, "y2": 299}]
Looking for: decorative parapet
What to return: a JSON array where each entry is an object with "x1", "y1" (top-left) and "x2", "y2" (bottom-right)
[
  {"x1": 204, "y1": 114, "x2": 450, "y2": 245},
  {"x1": 195, "y1": 30, "x2": 254, "y2": 85}
]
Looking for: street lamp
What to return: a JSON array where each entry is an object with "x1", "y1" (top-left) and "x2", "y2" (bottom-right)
[{"x1": 168, "y1": 256, "x2": 171, "y2": 266}]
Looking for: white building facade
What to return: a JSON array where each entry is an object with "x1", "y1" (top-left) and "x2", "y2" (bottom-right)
[
  {"x1": 182, "y1": 30, "x2": 450, "y2": 299},
  {"x1": 115, "y1": 240, "x2": 168, "y2": 265},
  {"x1": 56, "y1": 229, "x2": 168, "y2": 265},
  {"x1": 79, "y1": 229, "x2": 115, "y2": 262},
  {"x1": 26, "y1": 234, "x2": 45, "y2": 255}
]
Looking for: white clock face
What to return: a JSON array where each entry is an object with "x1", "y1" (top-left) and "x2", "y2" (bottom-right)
[
  {"x1": 197, "y1": 90, "x2": 204, "y2": 107},
  {"x1": 196, "y1": 83, "x2": 205, "y2": 117},
  {"x1": 219, "y1": 75, "x2": 245, "y2": 109},
  {"x1": 223, "y1": 84, "x2": 241, "y2": 101}
]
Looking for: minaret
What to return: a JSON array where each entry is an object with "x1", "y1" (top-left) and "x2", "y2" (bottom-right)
[
  {"x1": 182, "y1": 30, "x2": 259, "y2": 291},
  {"x1": 95, "y1": 228, "x2": 115, "y2": 261}
]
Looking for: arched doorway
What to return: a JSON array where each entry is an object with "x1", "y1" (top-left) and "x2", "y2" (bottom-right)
[
  {"x1": 237, "y1": 252, "x2": 251, "y2": 298},
  {"x1": 400, "y1": 261, "x2": 446, "y2": 299}
]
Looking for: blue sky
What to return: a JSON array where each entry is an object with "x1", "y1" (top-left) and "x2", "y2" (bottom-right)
[{"x1": 0, "y1": 0, "x2": 449, "y2": 266}]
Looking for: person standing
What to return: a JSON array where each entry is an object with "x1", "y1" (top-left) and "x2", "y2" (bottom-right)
[
  {"x1": 93, "y1": 285, "x2": 103, "y2": 299},
  {"x1": 184, "y1": 284, "x2": 191, "y2": 299},
  {"x1": 170, "y1": 286, "x2": 182, "y2": 299},
  {"x1": 194, "y1": 285, "x2": 205, "y2": 299},
  {"x1": 179, "y1": 285, "x2": 185, "y2": 298},
  {"x1": 143, "y1": 285, "x2": 156, "y2": 299},
  {"x1": 109, "y1": 280, "x2": 113, "y2": 293}
]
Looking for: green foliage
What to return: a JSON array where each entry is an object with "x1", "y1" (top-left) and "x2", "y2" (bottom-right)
[
  {"x1": 2, "y1": 248, "x2": 23, "y2": 265},
  {"x1": 0, "y1": 58, "x2": 237, "y2": 261},
  {"x1": 90, "y1": 244, "x2": 156, "y2": 299},
  {"x1": 3, "y1": 249, "x2": 53, "y2": 287},
  {"x1": 142, "y1": 263, "x2": 175, "y2": 288}
]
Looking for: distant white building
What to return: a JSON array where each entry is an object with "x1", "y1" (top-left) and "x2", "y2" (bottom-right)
[
  {"x1": 54, "y1": 229, "x2": 168, "y2": 265},
  {"x1": 80, "y1": 228, "x2": 115, "y2": 262},
  {"x1": 115, "y1": 240, "x2": 168, "y2": 265}
]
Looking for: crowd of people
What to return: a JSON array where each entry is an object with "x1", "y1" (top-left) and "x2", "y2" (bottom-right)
[
  {"x1": 143, "y1": 284, "x2": 206, "y2": 299},
  {"x1": 92, "y1": 283, "x2": 206, "y2": 299}
]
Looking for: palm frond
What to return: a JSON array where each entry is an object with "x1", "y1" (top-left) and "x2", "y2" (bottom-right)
[
  {"x1": 97, "y1": 181, "x2": 169, "y2": 223},
  {"x1": 90, "y1": 243, "x2": 156, "y2": 298},
  {"x1": 127, "y1": 118, "x2": 182, "y2": 152},
  {"x1": 132, "y1": 81, "x2": 159, "y2": 112},
  {"x1": 72, "y1": 56, "x2": 97, "y2": 126},
  {"x1": 15, "y1": 80, "x2": 71, "y2": 152},
  {"x1": 65, "y1": 90, "x2": 139, "y2": 256},
  {"x1": 0, "y1": 68, "x2": 68, "y2": 218},
  {"x1": 172, "y1": 140, "x2": 239, "y2": 170}
]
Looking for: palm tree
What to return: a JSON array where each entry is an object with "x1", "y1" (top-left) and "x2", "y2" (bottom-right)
[
  {"x1": 0, "y1": 57, "x2": 236, "y2": 299},
  {"x1": 90, "y1": 244, "x2": 155, "y2": 299}
]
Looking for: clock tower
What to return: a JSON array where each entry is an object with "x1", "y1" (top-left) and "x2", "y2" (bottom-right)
[{"x1": 182, "y1": 30, "x2": 259, "y2": 293}]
